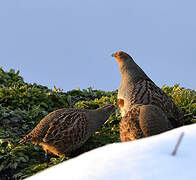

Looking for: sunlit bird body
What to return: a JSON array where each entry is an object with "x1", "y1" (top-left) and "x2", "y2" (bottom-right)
[
  {"x1": 112, "y1": 51, "x2": 184, "y2": 141},
  {"x1": 20, "y1": 104, "x2": 116, "y2": 156}
]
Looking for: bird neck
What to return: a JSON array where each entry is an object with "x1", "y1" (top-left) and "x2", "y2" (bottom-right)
[
  {"x1": 88, "y1": 107, "x2": 114, "y2": 135},
  {"x1": 119, "y1": 59, "x2": 151, "y2": 84}
]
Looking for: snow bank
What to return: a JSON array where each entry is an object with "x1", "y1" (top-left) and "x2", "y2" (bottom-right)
[{"x1": 29, "y1": 124, "x2": 196, "y2": 180}]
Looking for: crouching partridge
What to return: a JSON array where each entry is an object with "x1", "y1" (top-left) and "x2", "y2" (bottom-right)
[
  {"x1": 112, "y1": 51, "x2": 184, "y2": 142},
  {"x1": 20, "y1": 104, "x2": 116, "y2": 156}
]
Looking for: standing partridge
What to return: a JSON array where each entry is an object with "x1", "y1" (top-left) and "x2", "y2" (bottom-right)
[
  {"x1": 112, "y1": 51, "x2": 184, "y2": 142},
  {"x1": 20, "y1": 104, "x2": 116, "y2": 156}
]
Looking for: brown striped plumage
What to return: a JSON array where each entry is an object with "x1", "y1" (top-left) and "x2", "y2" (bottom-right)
[
  {"x1": 20, "y1": 104, "x2": 116, "y2": 156},
  {"x1": 119, "y1": 104, "x2": 173, "y2": 141},
  {"x1": 112, "y1": 51, "x2": 184, "y2": 141}
]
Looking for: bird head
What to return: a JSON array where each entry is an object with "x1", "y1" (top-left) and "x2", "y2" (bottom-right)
[
  {"x1": 112, "y1": 50, "x2": 151, "y2": 82},
  {"x1": 111, "y1": 51, "x2": 131, "y2": 64}
]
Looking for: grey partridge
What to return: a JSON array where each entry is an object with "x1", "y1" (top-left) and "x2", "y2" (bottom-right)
[
  {"x1": 112, "y1": 51, "x2": 184, "y2": 142},
  {"x1": 20, "y1": 104, "x2": 116, "y2": 156}
]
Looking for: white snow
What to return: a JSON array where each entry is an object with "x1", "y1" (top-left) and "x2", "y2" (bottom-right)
[{"x1": 28, "y1": 124, "x2": 196, "y2": 180}]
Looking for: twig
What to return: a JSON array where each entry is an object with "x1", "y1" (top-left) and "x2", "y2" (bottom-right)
[{"x1": 172, "y1": 132, "x2": 184, "y2": 156}]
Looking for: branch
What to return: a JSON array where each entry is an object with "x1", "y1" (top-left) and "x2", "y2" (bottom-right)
[{"x1": 172, "y1": 132, "x2": 184, "y2": 156}]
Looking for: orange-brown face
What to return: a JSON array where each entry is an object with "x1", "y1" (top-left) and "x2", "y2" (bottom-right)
[{"x1": 111, "y1": 51, "x2": 130, "y2": 62}]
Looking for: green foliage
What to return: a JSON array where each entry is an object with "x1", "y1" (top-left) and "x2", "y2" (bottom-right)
[
  {"x1": 0, "y1": 68, "x2": 195, "y2": 179},
  {"x1": 162, "y1": 84, "x2": 196, "y2": 123}
]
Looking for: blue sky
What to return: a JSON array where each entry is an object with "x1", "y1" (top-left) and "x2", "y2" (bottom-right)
[{"x1": 0, "y1": 0, "x2": 195, "y2": 91}]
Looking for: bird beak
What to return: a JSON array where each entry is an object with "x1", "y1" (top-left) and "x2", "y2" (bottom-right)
[{"x1": 111, "y1": 53, "x2": 116, "y2": 57}]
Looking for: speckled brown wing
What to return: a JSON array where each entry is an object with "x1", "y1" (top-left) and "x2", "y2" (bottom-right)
[
  {"x1": 43, "y1": 109, "x2": 88, "y2": 154},
  {"x1": 138, "y1": 104, "x2": 173, "y2": 137},
  {"x1": 129, "y1": 80, "x2": 184, "y2": 127}
]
